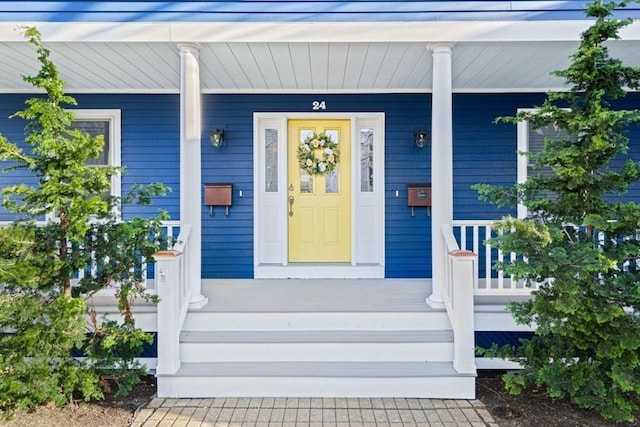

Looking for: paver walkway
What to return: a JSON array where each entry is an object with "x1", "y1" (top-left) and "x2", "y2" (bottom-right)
[{"x1": 131, "y1": 397, "x2": 498, "y2": 426}]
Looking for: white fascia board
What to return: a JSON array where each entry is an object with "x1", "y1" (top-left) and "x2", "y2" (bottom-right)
[{"x1": 2, "y1": 20, "x2": 640, "y2": 43}]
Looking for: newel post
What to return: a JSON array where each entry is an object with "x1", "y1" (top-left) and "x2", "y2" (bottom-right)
[
  {"x1": 450, "y1": 249, "x2": 477, "y2": 375},
  {"x1": 154, "y1": 250, "x2": 182, "y2": 375}
]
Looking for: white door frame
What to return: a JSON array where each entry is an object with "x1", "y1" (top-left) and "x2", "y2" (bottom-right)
[{"x1": 253, "y1": 112, "x2": 385, "y2": 279}]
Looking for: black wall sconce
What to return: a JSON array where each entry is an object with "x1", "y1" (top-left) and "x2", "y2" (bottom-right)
[
  {"x1": 414, "y1": 130, "x2": 429, "y2": 148},
  {"x1": 210, "y1": 129, "x2": 225, "y2": 148}
]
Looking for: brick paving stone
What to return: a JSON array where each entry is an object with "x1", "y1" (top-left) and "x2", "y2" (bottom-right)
[
  {"x1": 425, "y1": 409, "x2": 442, "y2": 423},
  {"x1": 450, "y1": 408, "x2": 468, "y2": 423},
  {"x1": 161, "y1": 398, "x2": 179, "y2": 407},
  {"x1": 270, "y1": 408, "x2": 285, "y2": 422},
  {"x1": 245, "y1": 407, "x2": 260, "y2": 422},
  {"x1": 217, "y1": 407, "x2": 235, "y2": 422},
  {"x1": 248, "y1": 398, "x2": 262, "y2": 408},
  {"x1": 347, "y1": 408, "x2": 362, "y2": 423},
  {"x1": 204, "y1": 406, "x2": 222, "y2": 421},
  {"x1": 186, "y1": 421, "x2": 202, "y2": 427},
  {"x1": 405, "y1": 398, "x2": 421, "y2": 409},
  {"x1": 346, "y1": 398, "x2": 360, "y2": 408},
  {"x1": 308, "y1": 422, "x2": 322, "y2": 427},
  {"x1": 309, "y1": 408, "x2": 323, "y2": 422},
  {"x1": 431, "y1": 399, "x2": 447, "y2": 409},
  {"x1": 336, "y1": 423, "x2": 350, "y2": 427},
  {"x1": 255, "y1": 422, "x2": 269, "y2": 427},
  {"x1": 335, "y1": 408, "x2": 349, "y2": 423},
  {"x1": 261, "y1": 398, "x2": 275, "y2": 408},
  {"x1": 462, "y1": 407, "x2": 482, "y2": 422},
  {"x1": 157, "y1": 420, "x2": 174, "y2": 427},
  {"x1": 231, "y1": 407, "x2": 248, "y2": 422},
  {"x1": 419, "y1": 399, "x2": 435, "y2": 409},
  {"x1": 373, "y1": 409, "x2": 389, "y2": 423},
  {"x1": 296, "y1": 407, "x2": 310, "y2": 422},
  {"x1": 334, "y1": 398, "x2": 348, "y2": 408},
  {"x1": 411, "y1": 409, "x2": 428, "y2": 423},
  {"x1": 296, "y1": 397, "x2": 311, "y2": 408},
  {"x1": 135, "y1": 407, "x2": 154, "y2": 422},
  {"x1": 212, "y1": 397, "x2": 227, "y2": 407},
  {"x1": 393, "y1": 398, "x2": 410, "y2": 409},
  {"x1": 385, "y1": 408, "x2": 402, "y2": 423},
  {"x1": 174, "y1": 399, "x2": 191, "y2": 407},
  {"x1": 436, "y1": 408, "x2": 455, "y2": 423},
  {"x1": 180, "y1": 407, "x2": 196, "y2": 416},
  {"x1": 285, "y1": 398, "x2": 299, "y2": 408},
  {"x1": 322, "y1": 408, "x2": 337, "y2": 422},
  {"x1": 310, "y1": 398, "x2": 323, "y2": 408},
  {"x1": 398, "y1": 409, "x2": 415, "y2": 423},
  {"x1": 283, "y1": 408, "x2": 297, "y2": 422},
  {"x1": 191, "y1": 407, "x2": 209, "y2": 421},
  {"x1": 257, "y1": 408, "x2": 272, "y2": 422},
  {"x1": 360, "y1": 408, "x2": 376, "y2": 423},
  {"x1": 224, "y1": 398, "x2": 239, "y2": 408},
  {"x1": 469, "y1": 399, "x2": 484, "y2": 407},
  {"x1": 198, "y1": 398, "x2": 215, "y2": 407},
  {"x1": 171, "y1": 418, "x2": 189, "y2": 427},
  {"x1": 237, "y1": 397, "x2": 252, "y2": 407},
  {"x1": 148, "y1": 398, "x2": 165, "y2": 408},
  {"x1": 381, "y1": 397, "x2": 396, "y2": 408},
  {"x1": 322, "y1": 397, "x2": 336, "y2": 408},
  {"x1": 358, "y1": 398, "x2": 373, "y2": 409},
  {"x1": 370, "y1": 397, "x2": 385, "y2": 409},
  {"x1": 273, "y1": 397, "x2": 287, "y2": 408}
]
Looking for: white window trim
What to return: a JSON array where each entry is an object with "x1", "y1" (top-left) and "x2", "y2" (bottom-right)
[{"x1": 71, "y1": 109, "x2": 122, "y2": 201}]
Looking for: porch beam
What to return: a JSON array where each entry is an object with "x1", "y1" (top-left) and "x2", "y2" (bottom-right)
[
  {"x1": 179, "y1": 42, "x2": 208, "y2": 309},
  {"x1": 428, "y1": 43, "x2": 455, "y2": 308}
]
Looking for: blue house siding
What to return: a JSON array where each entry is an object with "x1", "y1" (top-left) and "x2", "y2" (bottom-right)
[
  {"x1": 2, "y1": 92, "x2": 639, "y2": 279},
  {"x1": 1, "y1": 1, "x2": 638, "y2": 22},
  {"x1": 200, "y1": 93, "x2": 433, "y2": 278}
]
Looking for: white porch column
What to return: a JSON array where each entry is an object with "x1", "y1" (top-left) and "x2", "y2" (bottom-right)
[
  {"x1": 179, "y1": 43, "x2": 208, "y2": 309},
  {"x1": 428, "y1": 43, "x2": 455, "y2": 308}
]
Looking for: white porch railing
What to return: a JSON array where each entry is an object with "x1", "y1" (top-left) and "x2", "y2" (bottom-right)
[
  {"x1": 452, "y1": 219, "x2": 535, "y2": 295},
  {"x1": 0, "y1": 219, "x2": 181, "y2": 292},
  {"x1": 154, "y1": 224, "x2": 192, "y2": 375},
  {"x1": 441, "y1": 223, "x2": 477, "y2": 374}
]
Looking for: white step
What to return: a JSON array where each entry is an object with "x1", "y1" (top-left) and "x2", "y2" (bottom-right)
[
  {"x1": 182, "y1": 310, "x2": 450, "y2": 332},
  {"x1": 157, "y1": 361, "x2": 476, "y2": 398},
  {"x1": 179, "y1": 330, "x2": 454, "y2": 362}
]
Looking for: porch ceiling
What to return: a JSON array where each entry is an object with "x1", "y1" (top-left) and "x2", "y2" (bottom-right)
[{"x1": 1, "y1": 39, "x2": 639, "y2": 93}]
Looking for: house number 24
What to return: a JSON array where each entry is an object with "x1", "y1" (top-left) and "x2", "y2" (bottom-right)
[{"x1": 312, "y1": 100, "x2": 327, "y2": 110}]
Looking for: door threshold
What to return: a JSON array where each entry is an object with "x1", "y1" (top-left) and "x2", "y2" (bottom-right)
[{"x1": 255, "y1": 264, "x2": 384, "y2": 279}]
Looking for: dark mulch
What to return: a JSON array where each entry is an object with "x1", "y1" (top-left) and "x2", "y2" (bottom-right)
[{"x1": 477, "y1": 370, "x2": 640, "y2": 427}]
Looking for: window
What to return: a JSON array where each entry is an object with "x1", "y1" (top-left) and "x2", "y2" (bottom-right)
[
  {"x1": 517, "y1": 110, "x2": 573, "y2": 218},
  {"x1": 71, "y1": 110, "x2": 121, "y2": 199}
]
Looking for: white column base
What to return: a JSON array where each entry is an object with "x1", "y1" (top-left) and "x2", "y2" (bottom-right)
[
  {"x1": 425, "y1": 295, "x2": 445, "y2": 309},
  {"x1": 189, "y1": 293, "x2": 209, "y2": 309}
]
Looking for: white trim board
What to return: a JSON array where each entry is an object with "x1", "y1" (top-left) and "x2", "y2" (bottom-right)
[
  {"x1": 253, "y1": 112, "x2": 385, "y2": 279},
  {"x1": 3, "y1": 21, "x2": 640, "y2": 43}
]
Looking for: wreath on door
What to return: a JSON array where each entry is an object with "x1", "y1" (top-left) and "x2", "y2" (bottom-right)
[{"x1": 297, "y1": 132, "x2": 340, "y2": 175}]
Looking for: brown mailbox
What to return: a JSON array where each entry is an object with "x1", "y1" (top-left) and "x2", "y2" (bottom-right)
[
  {"x1": 204, "y1": 183, "x2": 232, "y2": 216},
  {"x1": 407, "y1": 183, "x2": 431, "y2": 217}
]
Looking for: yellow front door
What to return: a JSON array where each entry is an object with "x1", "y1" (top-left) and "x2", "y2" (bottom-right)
[{"x1": 288, "y1": 119, "x2": 351, "y2": 262}]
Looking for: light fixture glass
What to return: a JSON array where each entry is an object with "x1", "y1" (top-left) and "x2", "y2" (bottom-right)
[
  {"x1": 210, "y1": 129, "x2": 225, "y2": 148},
  {"x1": 414, "y1": 130, "x2": 428, "y2": 148}
]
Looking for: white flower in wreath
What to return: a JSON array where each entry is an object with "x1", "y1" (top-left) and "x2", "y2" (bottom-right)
[{"x1": 297, "y1": 131, "x2": 340, "y2": 176}]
